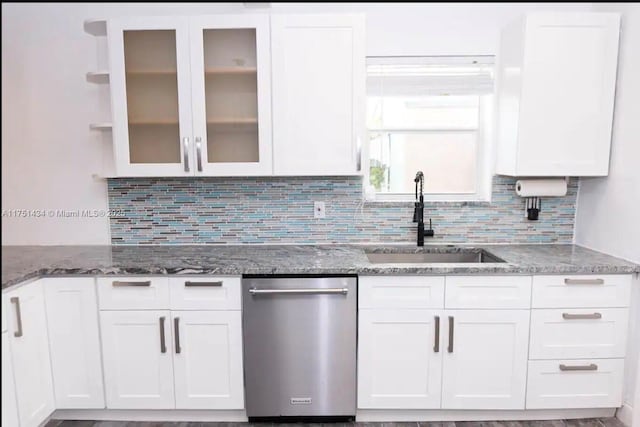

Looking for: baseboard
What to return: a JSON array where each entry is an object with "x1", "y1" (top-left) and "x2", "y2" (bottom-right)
[
  {"x1": 356, "y1": 408, "x2": 616, "y2": 422},
  {"x1": 616, "y1": 403, "x2": 633, "y2": 427},
  {"x1": 51, "y1": 409, "x2": 248, "y2": 422},
  {"x1": 51, "y1": 408, "x2": 618, "y2": 423}
]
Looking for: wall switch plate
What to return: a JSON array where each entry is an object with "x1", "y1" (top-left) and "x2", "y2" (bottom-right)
[{"x1": 314, "y1": 201, "x2": 326, "y2": 219}]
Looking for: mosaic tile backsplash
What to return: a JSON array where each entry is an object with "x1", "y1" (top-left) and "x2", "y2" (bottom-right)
[{"x1": 108, "y1": 176, "x2": 578, "y2": 245}]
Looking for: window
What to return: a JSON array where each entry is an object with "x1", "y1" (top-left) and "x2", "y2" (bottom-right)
[{"x1": 366, "y1": 56, "x2": 495, "y2": 201}]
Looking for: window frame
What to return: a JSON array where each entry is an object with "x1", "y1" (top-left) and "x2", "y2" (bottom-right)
[
  {"x1": 364, "y1": 95, "x2": 493, "y2": 202},
  {"x1": 363, "y1": 58, "x2": 495, "y2": 203}
]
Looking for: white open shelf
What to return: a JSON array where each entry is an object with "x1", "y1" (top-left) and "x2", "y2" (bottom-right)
[
  {"x1": 89, "y1": 122, "x2": 112, "y2": 131},
  {"x1": 84, "y1": 19, "x2": 107, "y2": 36},
  {"x1": 86, "y1": 71, "x2": 109, "y2": 84}
]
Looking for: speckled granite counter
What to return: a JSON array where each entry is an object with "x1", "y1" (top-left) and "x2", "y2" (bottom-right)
[{"x1": 2, "y1": 244, "x2": 638, "y2": 290}]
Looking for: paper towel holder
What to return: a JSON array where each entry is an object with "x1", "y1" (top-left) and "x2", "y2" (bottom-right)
[{"x1": 515, "y1": 177, "x2": 568, "y2": 221}]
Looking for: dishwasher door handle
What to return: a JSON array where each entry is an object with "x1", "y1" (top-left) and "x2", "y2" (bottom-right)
[{"x1": 249, "y1": 287, "x2": 349, "y2": 295}]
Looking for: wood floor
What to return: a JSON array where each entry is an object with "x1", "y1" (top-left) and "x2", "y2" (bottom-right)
[{"x1": 45, "y1": 418, "x2": 627, "y2": 427}]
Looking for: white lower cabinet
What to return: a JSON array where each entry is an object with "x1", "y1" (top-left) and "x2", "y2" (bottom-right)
[
  {"x1": 529, "y1": 308, "x2": 628, "y2": 359},
  {"x1": 358, "y1": 275, "x2": 536, "y2": 412},
  {"x1": 441, "y1": 310, "x2": 529, "y2": 409},
  {"x1": 44, "y1": 278, "x2": 105, "y2": 408},
  {"x1": 2, "y1": 332, "x2": 20, "y2": 427},
  {"x1": 173, "y1": 310, "x2": 244, "y2": 409},
  {"x1": 100, "y1": 310, "x2": 176, "y2": 409},
  {"x1": 358, "y1": 309, "x2": 443, "y2": 409},
  {"x1": 358, "y1": 274, "x2": 532, "y2": 412},
  {"x1": 6, "y1": 280, "x2": 55, "y2": 427},
  {"x1": 526, "y1": 359, "x2": 624, "y2": 409},
  {"x1": 98, "y1": 281, "x2": 245, "y2": 411}
]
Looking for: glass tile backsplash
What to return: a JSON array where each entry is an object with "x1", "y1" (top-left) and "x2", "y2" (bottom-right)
[{"x1": 108, "y1": 176, "x2": 578, "y2": 245}]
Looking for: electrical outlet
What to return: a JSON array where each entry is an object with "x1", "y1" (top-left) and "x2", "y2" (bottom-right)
[{"x1": 314, "y1": 201, "x2": 326, "y2": 219}]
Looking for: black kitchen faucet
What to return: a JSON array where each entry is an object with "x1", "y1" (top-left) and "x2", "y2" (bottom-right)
[{"x1": 413, "y1": 171, "x2": 434, "y2": 246}]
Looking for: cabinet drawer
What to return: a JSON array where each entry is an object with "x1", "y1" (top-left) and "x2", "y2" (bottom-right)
[
  {"x1": 359, "y1": 276, "x2": 445, "y2": 309},
  {"x1": 97, "y1": 277, "x2": 169, "y2": 310},
  {"x1": 169, "y1": 276, "x2": 241, "y2": 310},
  {"x1": 532, "y1": 274, "x2": 631, "y2": 308},
  {"x1": 526, "y1": 359, "x2": 624, "y2": 409},
  {"x1": 445, "y1": 276, "x2": 531, "y2": 309},
  {"x1": 529, "y1": 308, "x2": 628, "y2": 359}
]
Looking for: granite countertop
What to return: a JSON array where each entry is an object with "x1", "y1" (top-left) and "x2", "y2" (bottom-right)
[{"x1": 2, "y1": 244, "x2": 638, "y2": 290}]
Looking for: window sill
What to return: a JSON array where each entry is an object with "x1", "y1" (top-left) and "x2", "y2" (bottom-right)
[
  {"x1": 364, "y1": 192, "x2": 491, "y2": 206},
  {"x1": 362, "y1": 199, "x2": 492, "y2": 208}
]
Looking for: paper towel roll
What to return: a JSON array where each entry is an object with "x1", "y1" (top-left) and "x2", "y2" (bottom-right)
[{"x1": 515, "y1": 179, "x2": 567, "y2": 197}]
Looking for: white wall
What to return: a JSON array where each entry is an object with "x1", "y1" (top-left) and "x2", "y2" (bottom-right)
[
  {"x1": 1, "y1": 2, "x2": 595, "y2": 244},
  {"x1": 574, "y1": 3, "x2": 640, "y2": 426}
]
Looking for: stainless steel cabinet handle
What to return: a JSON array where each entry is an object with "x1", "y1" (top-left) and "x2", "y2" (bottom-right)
[
  {"x1": 560, "y1": 363, "x2": 598, "y2": 371},
  {"x1": 447, "y1": 316, "x2": 454, "y2": 353},
  {"x1": 10, "y1": 297, "x2": 23, "y2": 338},
  {"x1": 159, "y1": 316, "x2": 167, "y2": 354},
  {"x1": 174, "y1": 317, "x2": 181, "y2": 354},
  {"x1": 183, "y1": 137, "x2": 190, "y2": 172},
  {"x1": 434, "y1": 316, "x2": 440, "y2": 353},
  {"x1": 249, "y1": 288, "x2": 348, "y2": 295},
  {"x1": 564, "y1": 278, "x2": 604, "y2": 285},
  {"x1": 195, "y1": 136, "x2": 203, "y2": 172},
  {"x1": 356, "y1": 137, "x2": 362, "y2": 172},
  {"x1": 185, "y1": 281, "x2": 223, "y2": 287},
  {"x1": 562, "y1": 312, "x2": 602, "y2": 320},
  {"x1": 112, "y1": 280, "x2": 151, "y2": 287}
]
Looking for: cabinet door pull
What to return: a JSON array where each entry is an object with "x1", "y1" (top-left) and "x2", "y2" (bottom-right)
[
  {"x1": 447, "y1": 316, "x2": 454, "y2": 353},
  {"x1": 564, "y1": 278, "x2": 604, "y2": 285},
  {"x1": 195, "y1": 136, "x2": 203, "y2": 172},
  {"x1": 183, "y1": 137, "x2": 190, "y2": 172},
  {"x1": 356, "y1": 137, "x2": 362, "y2": 172},
  {"x1": 112, "y1": 280, "x2": 151, "y2": 287},
  {"x1": 174, "y1": 317, "x2": 181, "y2": 354},
  {"x1": 159, "y1": 316, "x2": 167, "y2": 354},
  {"x1": 559, "y1": 363, "x2": 598, "y2": 371},
  {"x1": 10, "y1": 297, "x2": 23, "y2": 338},
  {"x1": 562, "y1": 312, "x2": 602, "y2": 320},
  {"x1": 185, "y1": 280, "x2": 223, "y2": 287},
  {"x1": 434, "y1": 315, "x2": 440, "y2": 353}
]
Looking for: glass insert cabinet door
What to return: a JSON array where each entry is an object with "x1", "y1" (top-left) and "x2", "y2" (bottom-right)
[
  {"x1": 108, "y1": 17, "x2": 193, "y2": 176},
  {"x1": 189, "y1": 15, "x2": 272, "y2": 176}
]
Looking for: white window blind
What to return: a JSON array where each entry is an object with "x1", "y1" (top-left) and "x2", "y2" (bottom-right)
[{"x1": 367, "y1": 56, "x2": 494, "y2": 97}]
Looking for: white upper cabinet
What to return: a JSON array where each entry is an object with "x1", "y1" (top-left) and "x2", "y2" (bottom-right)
[
  {"x1": 108, "y1": 15, "x2": 272, "y2": 177},
  {"x1": 108, "y1": 16, "x2": 193, "y2": 177},
  {"x1": 495, "y1": 13, "x2": 620, "y2": 177},
  {"x1": 189, "y1": 15, "x2": 272, "y2": 176},
  {"x1": 104, "y1": 13, "x2": 365, "y2": 177},
  {"x1": 271, "y1": 14, "x2": 366, "y2": 176}
]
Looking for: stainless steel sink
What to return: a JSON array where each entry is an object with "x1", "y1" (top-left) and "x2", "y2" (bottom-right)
[{"x1": 365, "y1": 250, "x2": 505, "y2": 264}]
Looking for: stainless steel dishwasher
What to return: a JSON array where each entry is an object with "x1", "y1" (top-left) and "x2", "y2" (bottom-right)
[{"x1": 242, "y1": 276, "x2": 357, "y2": 421}]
